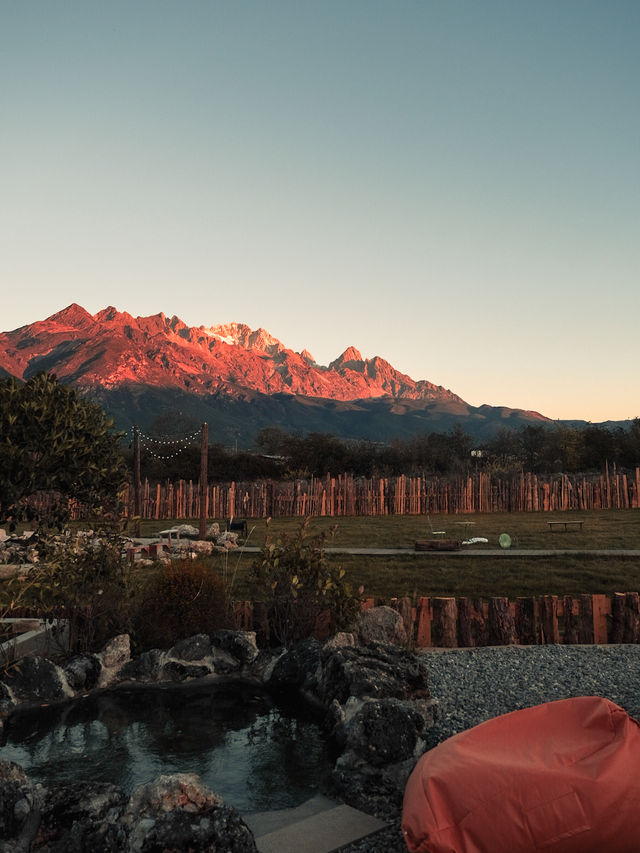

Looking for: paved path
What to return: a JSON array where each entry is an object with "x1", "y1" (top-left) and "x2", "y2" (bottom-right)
[
  {"x1": 132, "y1": 539, "x2": 640, "y2": 557},
  {"x1": 238, "y1": 546, "x2": 640, "y2": 557}
]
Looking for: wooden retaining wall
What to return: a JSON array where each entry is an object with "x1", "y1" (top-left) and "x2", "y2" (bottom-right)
[
  {"x1": 120, "y1": 467, "x2": 640, "y2": 519},
  {"x1": 234, "y1": 593, "x2": 638, "y2": 648}
]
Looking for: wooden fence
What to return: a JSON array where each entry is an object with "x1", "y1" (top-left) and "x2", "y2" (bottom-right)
[
  {"x1": 121, "y1": 467, "x2": 640, "y2": 519},
  {"x1": 234, "y1": 592, "x2": 640, "y2": 648}
]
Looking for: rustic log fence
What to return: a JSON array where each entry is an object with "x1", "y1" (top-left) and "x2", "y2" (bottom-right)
[
  {"x1": 233, "y1": 592, "x2": 638, "y2": 648},
  {"x1": 117, "y1": 468, "x2": 640, "y2": 520}
]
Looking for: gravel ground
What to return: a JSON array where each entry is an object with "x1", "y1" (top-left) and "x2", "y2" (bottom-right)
[{"x1": 338, "y1": 644, "x2": 640, "y2": 852}]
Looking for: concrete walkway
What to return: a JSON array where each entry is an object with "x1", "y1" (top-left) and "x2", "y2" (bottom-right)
[
  {"x1": 230, "y1": 545, "x2": 640, "y2": 557},
  {"x1": 244, "y1": 795, "x2": 387, "y2": 853},
  {"x1": 132, "y1": 538, "x2": 640, "y2": 558}
]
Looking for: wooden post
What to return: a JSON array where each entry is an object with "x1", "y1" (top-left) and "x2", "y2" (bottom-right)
[
  {"x1": 611, "y1": 592, "x2": 626, "y2": 644},
  {"x1": 431, "y1": 598, "x2": 458, "y2": 647},
  {"x1": 562, "y1": 595, "x2": 579, "y2": 644},
  {"x1": 457, "y1": 597, "x2": 474, "y2": 647},
  {"x1": 515, "y1": 597, "x2": 539, "y2": 645},
  {"x1": 399, "y1": 597, "x2": 414, "y2": 645},
  {"x1": 540, "y1": 595, "x2": 560, "y2": 644},
  {"x1": 578, "y1": 594, "x2": 594, "y2": 643},
  {"x1": 133, "y1": 425, "x2": 141, "y2": 536},
  {"x1": 624, "y1": 592, "x2": 640, "y2": 644},
  {"x1": 592, "y1": 594, "x2": 610, "y2": 644},
  {"x1": 488, "y1": 597, "x2": 516, "y2": 645},
  {"x1": 416, "y1": 597, "x2": 432, "y2": 647},
  {"x1": 199, "y1": 423, "x2": 208, "y2": 540}
]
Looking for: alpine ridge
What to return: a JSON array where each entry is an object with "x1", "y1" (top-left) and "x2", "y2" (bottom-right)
[
  {"x1": 0, "y1": 304, "x2": 462, "y2": 403},
  {"x1": 0, "y1": 305, "x2": 549, "y2": 442}
]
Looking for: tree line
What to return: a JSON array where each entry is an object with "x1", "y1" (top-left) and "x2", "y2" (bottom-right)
[{"x1": 134, "y1": 420, "x2": 640, "y2": 484}]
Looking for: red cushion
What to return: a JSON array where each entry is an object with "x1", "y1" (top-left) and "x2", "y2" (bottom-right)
[{"x1": 402, "y1": 696, "x2": 640, "y2": 852}]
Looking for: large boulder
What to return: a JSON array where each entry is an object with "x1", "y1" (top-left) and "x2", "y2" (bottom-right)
[
  {"x1": 2, "y1": 656, "x2": 72, "y2": 705},
  {"x1": 168, "y1": 635, "x2": 212, "y2": 662},
  {"x1": 33, "y1": 781, "x2": 128, "y2": 852},
  {"x1": 343, "y1": 697, "x2": 437, "y2": 767},
  {"x1": 62, "y1": 654, "x2": 102, "y2": 692},
  {"x1": 358, "y1": 606, "x2": 408, "y2": 646},
  {"x1": 267, "y1": 638, "x2": 321, "y2": 691},
  {"x1": 211, "y1": 630, "x2": 259, "y2": 665},
  {"x1": 0, "y1": 760, "x2": 39, "y2": 847},
  {"x1": 99, "y1": 635, "x2": 131, "y2": 669},
  {"x1": 162, "y1": 661, "x2": 213, "y2": 683},
  {"x1": 96, "y1": 634, "x2": 131, "y2": 688},
  {"x1": 117, "y1": 650, "x2": 165, "y2": 683},
  {"x1": 125, "y1": 774, "x2": 257, "y2": 853},
  {"x1": 315, "y1": 641, "x2": 431, "y2": 706}
]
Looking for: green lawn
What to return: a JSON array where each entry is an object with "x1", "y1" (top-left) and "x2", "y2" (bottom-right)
[
  {"x1": 187, "y1": 509, "x2": 640, "y2": 602},
  {"x1": 6, "y1": 510, "x2": 640, "y2": 606},
  {"x1": 134, "y1": 508, "x2": 640, "y2": 551}
]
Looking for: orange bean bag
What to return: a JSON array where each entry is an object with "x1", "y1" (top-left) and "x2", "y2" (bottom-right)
[{"x1": 402, "y1": 696, "x2": 640, "y2": 852}]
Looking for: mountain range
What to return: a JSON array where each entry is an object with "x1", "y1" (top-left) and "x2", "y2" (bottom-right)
[{"x1": 0, "y1": 304, "x2": 551, "y2": 444}]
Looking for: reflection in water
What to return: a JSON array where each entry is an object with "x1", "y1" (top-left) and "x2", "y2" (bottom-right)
[{"x1": 0, "y1": 682, "x2": 336, "y2": 812}]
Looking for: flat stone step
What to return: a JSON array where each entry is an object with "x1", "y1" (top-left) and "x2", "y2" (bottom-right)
[
  {"x1": 251, "y1": 802, "x2": 387, "y2": 853},
  {"x1": 244, "y1": 794, "x2": 337, "y2": 837}
]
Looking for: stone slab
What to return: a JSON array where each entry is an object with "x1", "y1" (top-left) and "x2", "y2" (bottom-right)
[
  {"x1": 254, "y1": 803, "x2": 387, "y2": 853},
  {"x1": 244, "y1": 794, "x2": 336, "y2": 838}
]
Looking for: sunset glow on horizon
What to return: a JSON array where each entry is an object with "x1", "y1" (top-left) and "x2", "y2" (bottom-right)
[{"x1": 1, "y1": 1, "x2": 638, "y2": 423}]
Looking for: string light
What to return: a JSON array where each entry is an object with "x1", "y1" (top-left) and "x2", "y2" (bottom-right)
[{"x1": 127, "y1": 426, "x2": 203, "y2": 462}]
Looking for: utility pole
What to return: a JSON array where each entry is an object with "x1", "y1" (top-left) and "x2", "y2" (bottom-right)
[
  {"x1": 199, "y1": 422, "x2": 208, "y2": 540},
  {"x1": 133, "y1": 425, "x2": 141, "y2": 537}
]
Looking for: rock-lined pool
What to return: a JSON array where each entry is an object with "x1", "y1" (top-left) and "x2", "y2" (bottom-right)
[{"x1": 0, "y1": 679, "x2": 337, "y2": 813}]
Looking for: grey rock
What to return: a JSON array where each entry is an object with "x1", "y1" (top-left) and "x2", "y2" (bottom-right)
[
  {"x1": 2, "y1": 656, "x2": 72, "y2": 704},
  {"x1": 316, "y1": 642, "x2": 430, "y2": 706},
  {"x1": 99, "y1": 634, "x2": 131, "y2": 669},
  {"x1": 127, "y1": 773, "x2": 222, "y2": 817},
  {"x1": 358, "y1": 606, "x2": 408, "y2": 646},
  {"x1": 124, "y1": 773, "x2": 258, "y2": 851},
  {"x1": 323, "y1": 632, "x2": 356, "y2": 651},
  {"x1": 168, "y1": 634, "x2": 212, "y2": 661},
  {"x1": 331, "y1": 753, "x2": 411, "y2": 817},
  {"x1": 210, "y1": 630, "x2": 259, "y2": 664},
  {"x1": 118, "y1": 650, "x2": 165, "y2": 683},
  {"x1": 268, "y1": 638, "x2": 321, "y2": 690},
  {"x1": 344, "y1": 698, "x2": 430, "y2": 767},
  {"x1": 33, "y1": 780, "x2": 127, "y2": 852},
  {"x1": 131, "y1": 806, "x2": 257, "y2": 853},
  {"x1": 0, "y1": 682, "x2": 16, "y2": 716},
  {"x1": 162, "y1": 662, "x2": 213, "y2": 683},
  {"x1": 0, "y1": 761, "x2": 37, "y2": 843},
  {"x1": 62, "y1": 654, "x2": 101, "y2": 692},
  {"x1": 209, "y1": 648, "x2": 241, "y2": 674}
]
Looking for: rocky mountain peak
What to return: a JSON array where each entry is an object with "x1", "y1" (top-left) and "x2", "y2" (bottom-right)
[
  {"x1": 46, "y1": 303, "x2": 95, "y2": 329},
  {"x1": 330, "y1": 346, "x2": 364, "y2": 368}
]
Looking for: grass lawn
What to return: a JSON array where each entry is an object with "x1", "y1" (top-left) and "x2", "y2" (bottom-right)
[
  {"x1": 5, "y1": 510, "x2": 640, "y2": 605},
  {"x1": 132, "y1": 508, "x2": 640, "y2": 551},
  {"x1": 186, "y1": 509, "x2": 640, "y2": 602}
]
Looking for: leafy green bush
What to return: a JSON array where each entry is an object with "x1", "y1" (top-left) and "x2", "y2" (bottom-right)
[
  {"x1": 131, "y1": 559, "x2": 232, "y2": 651},
  {"x1": 250, "y1": 519, "x2": 362, "y2": 647},
  {"x1": 0, "y1": 373, "x2": 126, "y2": 525},
  {"x1": 5, "y1": 532, "x2": 131, "y2": 654}
]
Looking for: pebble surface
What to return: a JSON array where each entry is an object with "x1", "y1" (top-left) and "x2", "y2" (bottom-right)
[{"x1": 337, "y1": 644, "x2": 640, "y2": 852}]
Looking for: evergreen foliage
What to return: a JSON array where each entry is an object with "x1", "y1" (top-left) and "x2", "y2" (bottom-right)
[{"x1": 0, "y1": 372, "x2": 126, "y2": 524}]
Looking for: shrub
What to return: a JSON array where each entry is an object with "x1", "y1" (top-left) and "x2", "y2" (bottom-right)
[
  {"x1": 131, "y1": 559, "x2": 232, "y2": 651},
  {"x1": 250, "y1": 519, "x2": 362, "y2": 647},
  {"x1": 5, "y1": 531, "x2": 131, "y2": 654}
]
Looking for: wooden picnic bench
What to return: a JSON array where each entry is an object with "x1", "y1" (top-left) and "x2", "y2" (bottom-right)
[{"x1": 547, "y1": 520, "x2": 585, "y2": 531}]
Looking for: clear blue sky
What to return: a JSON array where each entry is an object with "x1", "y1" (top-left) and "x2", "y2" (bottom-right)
[{"x1": 1, "y1": 1, "x2": 638, "y2": 422}]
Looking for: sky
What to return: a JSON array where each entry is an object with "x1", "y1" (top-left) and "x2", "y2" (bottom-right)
[{"x1": 1, "y1": 1, "x2": 638, "y2": 423}]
